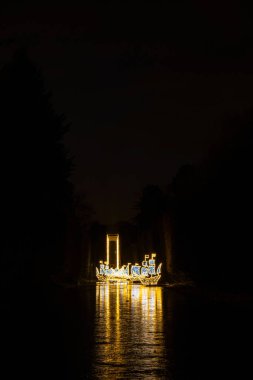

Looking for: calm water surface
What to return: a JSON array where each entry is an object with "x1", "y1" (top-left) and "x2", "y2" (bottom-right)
[
  {"x1": 3, "y1": 282, "x2": 252, "y2": 379},
  {"x1": 92, "y1": 284, "x2": 168, "y2": 379},
  {"x1": 59, "y1": 283, "x2": 252, "y2": 380}
]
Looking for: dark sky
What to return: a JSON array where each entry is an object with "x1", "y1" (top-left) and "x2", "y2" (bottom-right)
[{"x1": 1, "y1": 1, "x2": 253, "y2": 224}]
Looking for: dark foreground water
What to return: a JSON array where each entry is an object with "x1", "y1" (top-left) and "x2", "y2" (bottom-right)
[{"x1": 2, "y1": 283, "x2": 253, "y2": 379}]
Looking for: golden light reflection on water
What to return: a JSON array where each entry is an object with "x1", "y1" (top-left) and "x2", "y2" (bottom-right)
[{"x1": 93, "y1": 283, "x2": 168, "y2": 379}]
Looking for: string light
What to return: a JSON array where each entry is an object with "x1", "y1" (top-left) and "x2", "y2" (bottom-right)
[{"x1": 96, "y1": 236, "x2": 162, "y2": 286}]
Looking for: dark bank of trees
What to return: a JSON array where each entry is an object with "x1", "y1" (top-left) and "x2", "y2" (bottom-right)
[
  {"x1": 133, "y1": 185, "x2": 173, "y2": 278},
  {"x1": 134, "y1": 114, "x2": 253, "y2": 292},
  {"x1": 0, "y1": 50, "x2": 96, "y2": 380},
  {"x1": 2, "y1": 50, "x2": 253, "y2": 294},
  {"x1": 0, "y1": 50, "x2": 89, "y2": 294}
]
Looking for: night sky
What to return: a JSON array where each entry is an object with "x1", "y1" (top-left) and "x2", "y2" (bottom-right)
[{"x1": 1, "y1": 1, "x2": 253, "y2": 224}]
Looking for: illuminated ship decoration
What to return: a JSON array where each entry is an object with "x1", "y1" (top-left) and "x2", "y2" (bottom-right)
[{"x1": 96, "y1": 235, "x2": 162, "y2": 286}]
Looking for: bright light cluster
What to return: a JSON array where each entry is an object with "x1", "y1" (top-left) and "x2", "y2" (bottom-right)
[{"x1": 96, "y1": 252, "x2": 162, "y2": 286}]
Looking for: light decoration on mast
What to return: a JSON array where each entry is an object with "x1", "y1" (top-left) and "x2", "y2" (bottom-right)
[{"x1": 96, "y1": 235, "x2": 162, "y2": 286}]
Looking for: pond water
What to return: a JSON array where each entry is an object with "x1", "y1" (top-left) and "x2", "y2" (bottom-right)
[
  {"x1": 3, "y1": 282, "x2": 253, "y2": 379},
  {"x1": 92, "y1": 284, "x2": 168, "y2": 379},
  {"x1": 59, "y1": 283, "x2": 252, "y2": 379}
]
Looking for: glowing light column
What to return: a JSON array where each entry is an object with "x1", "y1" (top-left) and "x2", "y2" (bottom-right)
[
  {"x1": 106, "y1": 234, "x2": 110, "y2": 265},
  {"x1": 106, "y1": 234, "x2": 120, "y2": 269},
  {"x1": 97, "y1": 235, "x2": 162, "y2": 285},
  {"x1": 116, "y1": 235, "x2": 120, "y2": 269}
]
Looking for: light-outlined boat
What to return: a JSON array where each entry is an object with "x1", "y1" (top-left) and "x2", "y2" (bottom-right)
[{"x1": 96, "y1": 235, "x2": 162, "y2": 286}]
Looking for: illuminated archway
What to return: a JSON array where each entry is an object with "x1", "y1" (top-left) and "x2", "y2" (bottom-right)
[{"x1": 106, "y1": 234, "x2": 120, "y2": 269}]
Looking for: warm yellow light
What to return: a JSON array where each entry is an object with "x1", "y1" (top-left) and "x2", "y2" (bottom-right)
[
  {"x1": 96, "y1": 235, "x2": 162, "y2": 286},
  {"x1": 106, "y1": 234, "x2": 109, "y2": 265},
  {"x1": 116, "y1": 235, "x2": 120, "y2": 269},
  {"x1": 94, "y1": 284, "x2": 164, "y2": 373},
  {"x1": 106, "y1": 234, "x2": 120, "y2": 269}
]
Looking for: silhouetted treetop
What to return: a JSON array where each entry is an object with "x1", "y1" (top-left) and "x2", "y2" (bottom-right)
[
  {"x1": 135, "y1": 185, "x2": 165, "y2": 227},
  {"x1": 0, "y1": 48, "x2": 74, "y2": 283}
]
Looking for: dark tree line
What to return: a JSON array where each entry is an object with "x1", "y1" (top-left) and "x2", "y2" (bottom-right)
[
  {"x1": 86, "y1": 113, "x2": 253, "y2": 292},
  {"x1": 0, "y1": 50, "x2": 87, "y2": 293},
  {"x1": 3, "y1": 50, "x2": 252, "y2": 293},
  {"x1": 133, "y1": 114, "x2": 253, "y2": 292},
  {"x1": 0, "y1": 50, "x2": 97, "y2": 379}
]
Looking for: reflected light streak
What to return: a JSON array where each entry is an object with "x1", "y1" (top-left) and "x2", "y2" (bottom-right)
[{"x1": 93, "y1": 283, "x2": 167, "y2": 379}]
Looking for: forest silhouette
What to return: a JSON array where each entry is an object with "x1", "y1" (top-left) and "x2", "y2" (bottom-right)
[
  {"x1": 1, "y1": 48, "x2": 253, "y2": 380},
  {"x1": 133, "y1": 110, "x2": 253, "y2": 292},
  {"x1": 1, "y1": 49, "x2": 79, "y2": 292},
  {"x1": 1, "y1": 49, "x2": 253, "y2": 297}
]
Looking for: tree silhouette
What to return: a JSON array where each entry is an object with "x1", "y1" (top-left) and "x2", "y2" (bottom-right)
[
  {"x1": 168, "y1": 115, "x2": 253, "y2": 290},
  {"x1": 134, "y1": 185, "x2": 173, "y2": 274},
  {"x1": 132, "y1": 114, "x2": 253, "y2": 291},
  {"x1": 0, "y1": 49, "x2": 73, "y2": 289}
]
